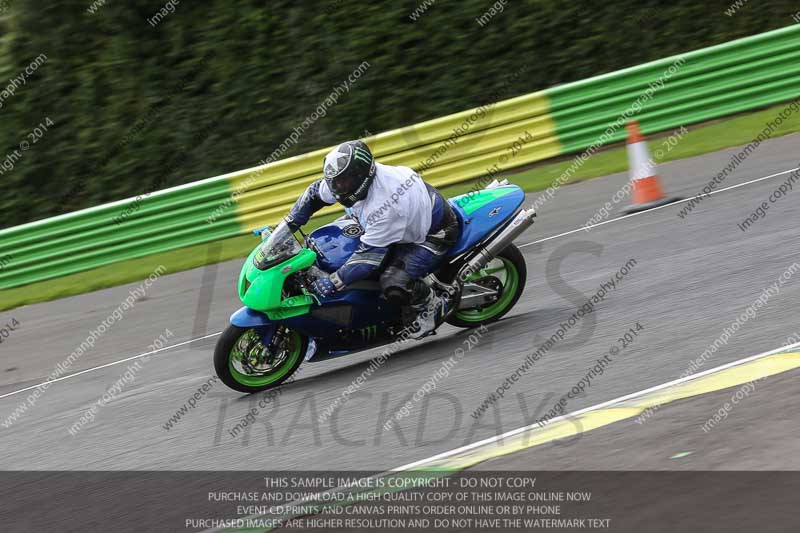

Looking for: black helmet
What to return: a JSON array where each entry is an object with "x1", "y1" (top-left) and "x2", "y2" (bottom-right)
[{"x1": 322, "y1": 140, "x2": 376, "y2": 207}]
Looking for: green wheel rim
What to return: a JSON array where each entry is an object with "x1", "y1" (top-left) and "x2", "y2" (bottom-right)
[
  {"x1": 228, "y1": 328, "x2": 302, "y2": 387},
  {"x1": 454, "y1": 257, "x2": 519, "y2": 323}
]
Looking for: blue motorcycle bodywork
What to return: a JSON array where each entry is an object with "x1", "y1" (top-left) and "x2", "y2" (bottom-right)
[
  {"x1": 447, "y1": 186, "x2": 525, "y2": 257},
  {"x1": 230, "y1": 185, "x2": 525, "y2": 362}
]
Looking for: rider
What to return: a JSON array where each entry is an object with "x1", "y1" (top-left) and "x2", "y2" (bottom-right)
[{"x1": 285, "y1": 140, "x2": 460, "y2": 338}]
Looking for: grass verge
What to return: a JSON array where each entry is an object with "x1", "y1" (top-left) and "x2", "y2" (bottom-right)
[{"x1": 2, "y1": 103, "x2": 799, "y2": 311}]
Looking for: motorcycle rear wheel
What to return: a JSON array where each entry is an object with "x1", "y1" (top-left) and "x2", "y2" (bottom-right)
[
  {"x1": 446, "y1": 243, "x2": 527, "y2": 328},
  {"x1": 214, "y1": 324, "x2": 306, "y2": 393}
]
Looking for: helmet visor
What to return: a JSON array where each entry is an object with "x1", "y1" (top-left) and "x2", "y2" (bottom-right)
[{"x1": 328, "y1": 173, "x2": 361, "y2": 198}]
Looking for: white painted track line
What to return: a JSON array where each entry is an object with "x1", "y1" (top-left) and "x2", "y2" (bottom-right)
[
  {"x1": 3, "y1": 166, "x2": 797, "y2": 402},
  {"x1": 0, "y1": 332, "x2": 221, "y2": 400},
  {"x1": 519, "y1": 166, "x2": 799, "y2": 248}
]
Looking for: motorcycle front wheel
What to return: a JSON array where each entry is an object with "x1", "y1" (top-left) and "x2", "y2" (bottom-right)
[{"x1": 214, "y1": 324, "x2": 307, "y2": 393}]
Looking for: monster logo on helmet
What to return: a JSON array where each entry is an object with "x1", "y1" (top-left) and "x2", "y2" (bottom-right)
[{"x1": 323, "y1": 140, "x2": 376, "y2": 207}]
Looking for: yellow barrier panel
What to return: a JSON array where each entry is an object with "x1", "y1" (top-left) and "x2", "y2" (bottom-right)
[{"x1": 233, "y1": 92, "x2": 562, "y2": 230}]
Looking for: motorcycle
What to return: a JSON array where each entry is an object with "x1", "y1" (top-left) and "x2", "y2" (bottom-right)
[{"x1": 214, "y1": 179, "x2": 536, "y2": 393}]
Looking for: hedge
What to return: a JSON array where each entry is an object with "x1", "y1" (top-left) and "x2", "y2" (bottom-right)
[{"x1": 0, "y1": 0, "x2": 797, "y2": 228}]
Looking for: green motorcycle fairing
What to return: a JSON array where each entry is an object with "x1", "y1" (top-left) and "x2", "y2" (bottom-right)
[{"x1": 238, "y1": 247, "x2": 317, "y2": 320}]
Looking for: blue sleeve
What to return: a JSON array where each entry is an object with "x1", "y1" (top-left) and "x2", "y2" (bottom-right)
[
  {"x1": 331, "y1": 242, "x2": 390, "y2": 288},
  {"x1": 286, "y1": 180, "x2": 335, "y2": 230}
]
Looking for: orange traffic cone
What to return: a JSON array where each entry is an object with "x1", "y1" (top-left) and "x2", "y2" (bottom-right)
[{"x1": 619, "y1": 121, "x2": 681, "y2": 214}]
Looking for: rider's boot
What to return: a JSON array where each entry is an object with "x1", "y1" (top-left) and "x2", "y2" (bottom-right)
[{"x1": 409, "y1": 284, "x2": 450, "y2": 339}]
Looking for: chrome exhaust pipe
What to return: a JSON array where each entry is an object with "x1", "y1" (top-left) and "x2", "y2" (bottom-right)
[{"x1": 457, "y1": 207, "x2": 536, "y2": 283}]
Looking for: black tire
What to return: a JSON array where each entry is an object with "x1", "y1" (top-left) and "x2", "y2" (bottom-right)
[
  {"x1": 446, "y1": 243, "x2": 527, "y2": 328},
  {"x1": 214, "y1": 324, "x2": 307, "y2": 393}
]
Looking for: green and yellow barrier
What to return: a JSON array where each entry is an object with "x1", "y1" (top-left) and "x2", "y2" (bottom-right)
[{"x1": 1, "y1": 24, "x2": 799, "y2": 289}]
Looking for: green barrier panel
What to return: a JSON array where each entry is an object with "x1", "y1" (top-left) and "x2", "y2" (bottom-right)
[
  {"x1": 1, "y1": 24, "x2": 799, "y2": 290},
  {"x1": 546, "y1": 24, "x2": 800, "y2": 150},
  {"x1": 0, "y1": 179, "x2": 240, "y2": 288}
]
